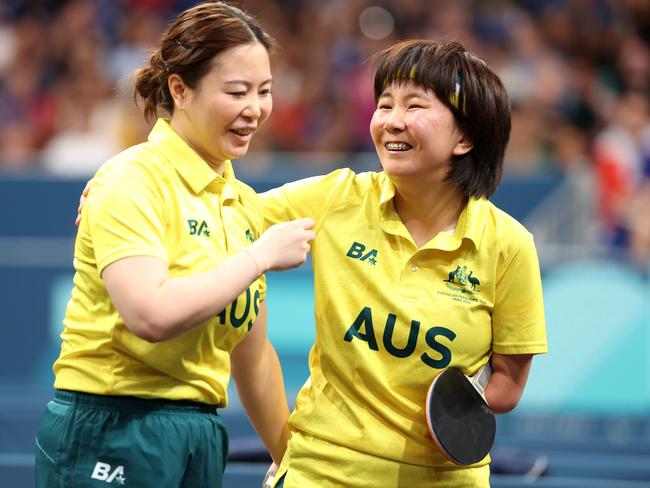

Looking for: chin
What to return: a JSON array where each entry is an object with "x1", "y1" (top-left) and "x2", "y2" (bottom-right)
[
  {"x1": 226, "y1": 146, "x2": 250, "y2": 160},
  {"x1": 379, "y1": 159, "x2": 411, "y2": 175}
]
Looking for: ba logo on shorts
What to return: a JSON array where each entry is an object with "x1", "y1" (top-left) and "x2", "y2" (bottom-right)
[
  {"x1": 187, "y1": 219, "x2": 210, "y2": 237},
  {"x1": 346, "y1": 241, "x2": 378, "y2": 265},
  {"x1": 91, "y1": 462, "x2": 126, "y2": 485}
]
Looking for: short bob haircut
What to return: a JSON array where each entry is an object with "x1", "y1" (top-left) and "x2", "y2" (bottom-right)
[{"x1": 372, "y1": 40, "x2": 511, "y2": 198}]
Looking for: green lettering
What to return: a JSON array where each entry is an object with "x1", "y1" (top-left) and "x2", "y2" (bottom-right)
[
  {"x1": 230, "y1": 287, "x2": 251, "y2": 328},
  {"x1": 344, "y1": 306, "x2": 378, "y2": 351},
  {"x1": 188, "y1": 219, "x2": 198, "y2": 235},
  {"x1": 247, "y1": 289, "x2": 261, "y2": 331},
  {"x1": 383, "y1": 314, "x2": 420, "y2": 358},
  {"x1": 217, "y1": 308, "x2": 226, "y2": 324},
  {"x1": 197, "y1": 221, "x2": 210, "y2": 237},
  {"x1": 253, "y1": 289, "x2": 260, "y2": 315},
  {"x1": 346, "y1": 242, "x2": 366, "y2": 259},
  {"x1": 360, "y1": 249, "x2": 378, "y2": 262},
  {"x1": 420, "y1": 326, "x2": 456, "y2": 368}
]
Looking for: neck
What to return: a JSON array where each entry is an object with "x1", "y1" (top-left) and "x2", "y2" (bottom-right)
[
  {"x1": 170, "y1": 117, "x2": 226, "y2": 176},
  {"x1": 392, "y1": 178, "x2": 467, "y2": 247}
]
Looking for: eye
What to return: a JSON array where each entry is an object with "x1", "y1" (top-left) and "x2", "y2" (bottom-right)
[
  {"x1": 377, "y1": 104, "x2": 391, "y2": 110},
  {"x1": 408, "y1": 104, "x2": 423, "y2": 110},
  {"x1": 229, "y1": 91, "x2": 247, "y2": 98},
  {"x1": 259, "y1": 88, "x2": 272, "y2": 97}
]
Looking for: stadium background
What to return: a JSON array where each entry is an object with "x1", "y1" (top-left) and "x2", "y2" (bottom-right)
[{"x1": 0, "y1": 0, "x2": 649, "y2": 486}]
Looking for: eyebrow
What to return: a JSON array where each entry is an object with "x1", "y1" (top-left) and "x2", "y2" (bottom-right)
[
  {"x1": 379, "y1": 90, "x2": 429, "y2": 100},
  {"x1": 224, "y1": 78, "x2": 273, "y2": 87}
]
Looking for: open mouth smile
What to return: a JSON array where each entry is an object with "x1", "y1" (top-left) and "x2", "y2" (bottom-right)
[
  {"x1": 230, "y1": 127, "x2": 255, "y2": 137},
  {"x1": 385, "y1": 142, "x2": 412, "y2": 151}
]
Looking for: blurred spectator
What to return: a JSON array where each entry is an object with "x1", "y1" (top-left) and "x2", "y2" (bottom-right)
[
  {"x1": 0, "y1": 15, "x2": 53, "y2": 169},
  {"x1": 0, "y1": 120, "x2": 38, "y2": 170},
  {"x1": 0, "y1": 0, "x2": 649, "y2": 259},
  {"x1": 594, "y1": 90, "x2": 650, "y2": 261},
  {"x1": 0, "y1": 0, "x2": 647, "y2": 167},
  {"x1": 625, "y1": 182, "x2": 650, "y2": 266}
]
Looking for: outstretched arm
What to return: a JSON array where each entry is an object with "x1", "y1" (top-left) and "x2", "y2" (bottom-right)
[
  {"x1": 102, "y1": 218, "x2": 315, "y2": 342},
  {"x1": 483, "y1": 353, "x2": 533, "y2": 414},
  {"x1": 231, "y1": 301, "x2": 290, "y2": 464}
]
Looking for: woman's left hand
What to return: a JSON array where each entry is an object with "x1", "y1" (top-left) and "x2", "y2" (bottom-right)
[{"x1": 75, "y1": 179, "x2": 92, "y2": 226}]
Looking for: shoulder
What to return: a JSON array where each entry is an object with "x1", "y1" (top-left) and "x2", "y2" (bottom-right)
[
  {"x1": 92, "y1": 142, "x2": 172, "y2": 192},
  {"x1": 483, "y1": 199, "x2": 536, "y2": 251},
  {"x1": 305, "y1": 167, "x2": 383, "y2": 200},
  {"x1": 86, "y1": 143, "x2": 174, "y2": 218},
  {"x1": 282, "y1": 167, "x2": 380, "y2": 191}
]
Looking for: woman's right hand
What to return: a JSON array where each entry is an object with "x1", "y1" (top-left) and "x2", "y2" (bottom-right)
[{"x1": 247, "y1": 218, "x2": 316, "y2": 272}]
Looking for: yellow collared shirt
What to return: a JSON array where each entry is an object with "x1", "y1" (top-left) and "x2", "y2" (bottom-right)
[
  {"x1": 54, "y1": 119, "x2": 266, "y2": 406},
  {"x1": 261, "y1": 168, "x2": 547, "y2": 484}
]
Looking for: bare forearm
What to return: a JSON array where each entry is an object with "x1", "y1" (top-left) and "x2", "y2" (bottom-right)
[
  {"x1": 105, "y1": 218, "x2": 315, "y2": 343},
  {"x1": 233, "y1": 341, "x2": 290, "y2": 464},
  {"x1": 484, "y1": 372, "x2": 520, "y2": 413},
  {"x1": 116, "y1": 251, "x2": 259, "y2": 342},
  {"x1": 484, "y1": 353, "x2": 532, "y2": 414}
]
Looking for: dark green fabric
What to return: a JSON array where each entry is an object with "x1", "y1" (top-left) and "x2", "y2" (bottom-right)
[
  {"x1": 275, "y1": 473, "x2": 286, "y2": 487},
  {"x1": 35, "y1": 390, "x2": 228, "y2": 487}
]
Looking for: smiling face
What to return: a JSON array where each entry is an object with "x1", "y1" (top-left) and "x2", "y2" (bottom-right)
[
  {"x1": 370, "y1": 81, "x2": 472, "y2": 183},
  {"x1": 169, "y1": 42, "x2": 272, "y2": 172}
]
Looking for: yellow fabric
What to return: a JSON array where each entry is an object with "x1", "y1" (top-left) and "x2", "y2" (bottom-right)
[
  {"x1": 274, "y1": 430, "x2": 490, "y2": 488},
  {"x1": 261, "y1": 168, "x2": 547, "y2": 482},
  {"x1": 54, "y1": 119, "x2": 266, "y2": 406}
]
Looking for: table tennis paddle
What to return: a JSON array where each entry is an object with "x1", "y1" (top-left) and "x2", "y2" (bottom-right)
[{"x1": 425, "y1": 363, "x2": 495, "y2": 466}]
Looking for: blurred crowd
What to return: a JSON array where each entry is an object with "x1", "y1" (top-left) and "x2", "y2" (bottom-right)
[{"x1": 0, "y1": 0, "x2": 649, "y2": 262}]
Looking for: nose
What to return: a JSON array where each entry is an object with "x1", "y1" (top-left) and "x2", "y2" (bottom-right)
[
  {"x1": 384, "y1": 108, "x2": 406, "y2": 132},
  {"x1": 242, "y1": 96, "x2": 262, "y2": 120}
]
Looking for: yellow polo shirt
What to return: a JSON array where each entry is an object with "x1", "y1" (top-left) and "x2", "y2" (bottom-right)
[
  {"x1": 53, "y1": 119, "x2": 266, "y2": 406},
  {"x1": 261, "y1": 168, "x2": 547, "y2": 486}
]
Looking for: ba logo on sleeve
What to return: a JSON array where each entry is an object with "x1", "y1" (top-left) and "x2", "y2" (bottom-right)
[
  {"x1": 91, "y1": 462, "x2": 126, "y2": 485},
  {"x1": 346, "y1": 241, "x2": 378, "y2": 265}
]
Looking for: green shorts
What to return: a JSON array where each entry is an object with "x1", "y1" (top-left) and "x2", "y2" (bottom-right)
[{"x1": 35, "y1": 390, "x2": 228, "y2": 488}]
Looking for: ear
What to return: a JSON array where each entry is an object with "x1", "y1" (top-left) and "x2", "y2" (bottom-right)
[
  {"x1": 452, "y1": 133, "x2": 473, "y2": 157},
  {"x1": 168, "y1": 74, "x2": 191, "y2": 110}
]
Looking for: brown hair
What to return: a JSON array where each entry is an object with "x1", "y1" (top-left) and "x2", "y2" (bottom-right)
[
  {"x1": 134, "y1": 1, "x2": 274, "y2": 122},
  {"x1": 372, "y1": 40, "x2": 511, "y2": 198}
]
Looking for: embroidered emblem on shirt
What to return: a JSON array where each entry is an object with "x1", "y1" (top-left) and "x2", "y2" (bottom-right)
[
  {"x1": 346, "y1": 241, "x2": 378, "y2": 265},
  {"x1": 444, "y1": 264, "x2": 480, "y2": 291},
  {"x1": 439, "y1": 264, "x2": 485, "y2": 304},
  {"x1": 245, "y1": 228, "x2": 255, "y2": 243}
]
